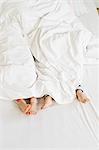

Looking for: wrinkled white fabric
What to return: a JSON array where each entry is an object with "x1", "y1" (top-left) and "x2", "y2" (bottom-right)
[
  {"x1": 0, "y1": 0, "x2": 98, "y2": 104},
  {"x1": 67, "y1": 0, "x2": 88, "y2": 16}
]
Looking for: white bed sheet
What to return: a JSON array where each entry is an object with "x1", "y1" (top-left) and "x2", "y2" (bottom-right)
[
  {"x1": 80, "y1": 0, "x2": 99, "y2": 36},
  {"x1": 0, "y1": 0, "x2": 99, "y2": 150},
  {"x1": 80, "y1": 0, "x2": 99, "y2": 65}
]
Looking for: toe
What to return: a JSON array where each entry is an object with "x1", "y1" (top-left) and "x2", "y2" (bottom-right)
[{"x1": 26, "y1": 112, "x2": 31, "y2": 115}]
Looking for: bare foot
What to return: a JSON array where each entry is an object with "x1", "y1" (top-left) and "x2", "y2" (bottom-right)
[
  {"x1": 26, "y1": 97, "x2": 37, "y2": 115},
  {"x1": 76, "y1": 90, "x2": 90, "y2": 103},
  {"x1": 38, "y1": 97, "x2": 45, "y2": 110},
  {"x1": 16, "y1": 99, "x2": 31, "y2": 114},
  {"x1": 41, "y1": 95, "x2": 53, "y2": 109}
]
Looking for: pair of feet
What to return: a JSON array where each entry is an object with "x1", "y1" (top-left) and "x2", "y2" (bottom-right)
[
  {"x1": 16, "y1": 95, "x2": 53, "y2": 115},
  {"x1": 16, "y1": 90, "x2": 90, "y2": 115}
]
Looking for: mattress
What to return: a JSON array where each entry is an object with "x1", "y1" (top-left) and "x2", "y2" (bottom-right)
[{"x1": 0, "y1": 0, "x2": 99, "y2": 150}]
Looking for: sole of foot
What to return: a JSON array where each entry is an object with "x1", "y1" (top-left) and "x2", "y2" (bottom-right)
[
  {"x1": 16, "y1": 99, "x2": 32, "y2": 114},
  {"x1": 40, "y1": 96, "x2": 53, "y2": 109},
  {"x1": 76, "y1": 90, "x2": 90, "y2": 103}
]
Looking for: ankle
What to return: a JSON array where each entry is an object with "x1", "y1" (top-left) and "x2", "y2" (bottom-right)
[{"x1": 76, "y1": 89, "x2": 83, "y2": 94}]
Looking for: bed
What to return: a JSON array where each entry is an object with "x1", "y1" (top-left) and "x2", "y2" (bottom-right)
[{"x1": 0, "y1": 0, "x2": 99, "y2": 150}]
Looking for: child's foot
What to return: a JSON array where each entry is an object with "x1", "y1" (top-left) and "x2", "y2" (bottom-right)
[
  {"x1": 41, "y1": 95, "x2": 53, "y2": 109},
  {"x1": 16, "y1": 99, "x2": 31, "y2": 114},
  {"x1": 26, "y1": 97, "x2": 37, "y2": 115},
  {"x1": 76, "y1": 90, "x2": 90, "y2": 103}
]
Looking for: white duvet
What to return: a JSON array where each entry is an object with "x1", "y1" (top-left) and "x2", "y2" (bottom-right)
[{"x1": 0, "y1": 0, "x2": 99, "y2": 104}]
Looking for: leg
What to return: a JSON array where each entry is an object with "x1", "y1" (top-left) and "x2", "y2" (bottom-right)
[{"x1": 16, "y1": 99, "x2": 31, "y2": 114}]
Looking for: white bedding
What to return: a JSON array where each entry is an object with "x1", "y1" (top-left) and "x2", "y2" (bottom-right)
[
  {"x1": 0, "y1": 0, "x2": 99, "y2": 104},
  {"x1": 0, "y1": 0, "x2": 99, "y2": 149},
  {"x1": 67, "y1": 0, "x2": 88, "y2": 16}
]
